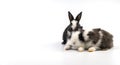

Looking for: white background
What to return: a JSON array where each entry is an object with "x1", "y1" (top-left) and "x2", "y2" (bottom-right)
[{"x1": 0, "y1": 0, "x2": 120, "y2": 65}]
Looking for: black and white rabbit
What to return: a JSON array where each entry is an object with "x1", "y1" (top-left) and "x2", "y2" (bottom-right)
[
  {"x1": 62, "y1": 12, "x2": 113, "y2": 52},
  {"x1": 80, "y1": 28, "x2": 113, "y2": 52},
  {"x1": 62, "y1": 11, "x2": 85, "y2": 50}
]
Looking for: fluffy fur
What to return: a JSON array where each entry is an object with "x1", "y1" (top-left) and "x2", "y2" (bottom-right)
[
  {"x1": 62, "y1": 11, "x2": 113, "y2": 52},
  {"x1": 82, "y1": 28, "x2": 113, "y2": 51}
]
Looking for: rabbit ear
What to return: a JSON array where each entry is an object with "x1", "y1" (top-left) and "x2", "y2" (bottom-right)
[
  {"x1": 68, "y1": 11, "x2": 74, "y2": 22},
  {"x1": 75, "y1": 12, "x2": 82, "y2": 22}
]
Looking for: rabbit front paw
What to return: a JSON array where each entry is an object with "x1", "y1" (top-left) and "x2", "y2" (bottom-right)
[
  {"x1": 88, "y1": 47, "x2": 96, "y2": 52},
  {"x1": 78, "y1": 47, "x2": 84, "y2": 52},
  {"x1": 64, "y1": 45, "x2": 71, "y2": 50}
]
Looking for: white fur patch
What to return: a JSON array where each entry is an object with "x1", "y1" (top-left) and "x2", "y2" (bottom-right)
[
  {"x1": 70, "y1": 31, "x2": 81, "y2": 49},
  {"x1": 71, "y1": 20, "x2": 77, "y2": 30},
  {"x1": 71, "y1": 31, "x2": 80, "y2": 41}
]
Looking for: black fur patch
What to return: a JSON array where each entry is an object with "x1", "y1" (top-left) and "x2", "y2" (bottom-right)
[
  {"x1": 99, "y1": 30, "x2": 113, "y2": 50},
  {"x1": 79, "y1": 32, "x2": 85, "y2": 42}
]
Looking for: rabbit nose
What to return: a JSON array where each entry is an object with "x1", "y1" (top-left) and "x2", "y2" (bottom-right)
[
  {"x1": 73, "y1": 42, "x2": 75, "y2": 45},
  {"x1": 69, "y1": 45, "x2": 72, "y2": 48}
]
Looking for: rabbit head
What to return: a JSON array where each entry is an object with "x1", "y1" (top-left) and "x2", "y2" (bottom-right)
[
  {"x1": 67, "y1": 11, "x2": 83, "y2": 31},
  {"x1": 83, "y1": 28, "x2": 101, "y2": 43}
]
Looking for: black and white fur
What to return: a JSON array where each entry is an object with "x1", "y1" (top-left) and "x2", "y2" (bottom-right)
[
  {"x1": 81, "y1": 28, "x2": 113, "y2": 52},
  {"x1": 62, "y1": 11, "x2": 85, "y2": 50},
  {"x1": 62, "y1": 12, "x2": 113, "y2": 52}
]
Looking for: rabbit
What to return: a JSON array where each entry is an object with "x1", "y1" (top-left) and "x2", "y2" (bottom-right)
[
  {"x1": 62, "y1": 11, "x2": 85, "y2": 50},
  {"x1": 80, "y1": 28, "x2": 113, "y2": 52}
]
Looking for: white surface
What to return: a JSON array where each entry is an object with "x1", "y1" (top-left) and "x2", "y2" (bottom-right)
[{"x1": 0, "y1": 0, "x2": 120, "y2": 65}]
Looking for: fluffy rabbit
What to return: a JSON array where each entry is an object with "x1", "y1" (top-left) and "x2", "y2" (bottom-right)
[
  {"x1": 62, "y1": 12, "x2": 113, "y2": 52},
  {"x1": 62, "y1": 11, "x2": 85, "y2": 50},
  {"x1": 81, "y1": 28, "x2": 113, "y2": 52}
]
